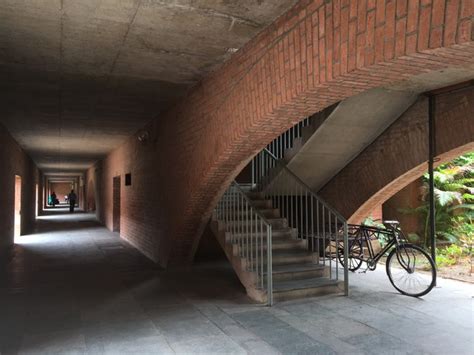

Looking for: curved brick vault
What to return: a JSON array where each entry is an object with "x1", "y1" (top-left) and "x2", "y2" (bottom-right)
[
  {"x1": 101, "y1": 0, "x2": 474, "y2": 266},
  {"x1": 319, "y1": 87, "x2": 474, "y2": 223}
]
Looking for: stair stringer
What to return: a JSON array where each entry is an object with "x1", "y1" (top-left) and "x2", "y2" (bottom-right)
[{"x1": 210, "y1": 214, "x2": 267, "y2": 303}]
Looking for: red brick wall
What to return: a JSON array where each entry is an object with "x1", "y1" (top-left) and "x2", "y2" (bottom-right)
[
  {"x1": 0, "y1": 123, "x2": 39, "y2": 249},
  {"x1": 85, "y1": 167, "x2": 96, "y2": 212},
  {"x1": 320, "y1": 87, "x2": 474, "y2": 223},
  {"x1": 382, "y1": 179, "x2": 425, "y2": 236},
  {"x1": 97, "y1": 0, "x2": 473, "y2": 266},
  {"x1": 37, "y1": 171, "x2": 44, "y2": 216}
]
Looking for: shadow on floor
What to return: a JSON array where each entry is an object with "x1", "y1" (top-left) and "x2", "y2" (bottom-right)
[{"x1": 1, "y1": 211, "x2": 472, "y2": 354}]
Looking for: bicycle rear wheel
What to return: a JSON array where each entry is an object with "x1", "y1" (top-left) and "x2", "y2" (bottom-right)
[
  {"x1": 386, "y1": 244, "x2": 436, "y2": 297},
  {"x1": 338, "y1": 238, "x2": 363, "y2": 271}
]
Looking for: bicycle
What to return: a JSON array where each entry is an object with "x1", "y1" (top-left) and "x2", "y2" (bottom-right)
[{"x1": 338, "y1": 221, "x2": 436, "y2": 297}]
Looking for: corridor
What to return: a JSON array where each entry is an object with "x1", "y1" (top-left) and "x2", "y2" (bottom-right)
[{"x1": 1, "y1": 213, "x2": 472, "y2": 354}]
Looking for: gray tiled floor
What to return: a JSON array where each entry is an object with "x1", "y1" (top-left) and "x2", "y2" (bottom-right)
[{"x1": 0, "y1": 211, "x2": 472, "y2": 354}]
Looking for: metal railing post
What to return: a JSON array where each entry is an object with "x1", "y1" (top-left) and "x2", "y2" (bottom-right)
[
  {"x1": 267, "y1": 224, "x2": 273, "y2": 306},
  {"x1": 343, "y1": 222, "x2": 349, "y2": 296}
]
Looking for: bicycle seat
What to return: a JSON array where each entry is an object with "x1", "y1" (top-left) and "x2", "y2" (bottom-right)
[{"x1": 383, "y1": 220, "x2": 400, "y2": 228}]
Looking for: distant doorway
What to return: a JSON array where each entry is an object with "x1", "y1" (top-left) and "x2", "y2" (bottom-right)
[
  {"x1": 113, "y1": 176, "x2": 121, "y2": 233},
  {"x1": 35, "y1": 183, "x2": 39, "y2": 217},
  {"x1": 14, "y1": 175, "x2": 22, "y2": 240}
]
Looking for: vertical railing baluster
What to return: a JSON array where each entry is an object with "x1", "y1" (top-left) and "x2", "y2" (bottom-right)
[
  {"x1": 305, "y1": 190, "x2": 308, "y2": 249},
  {"x1": 260, "y1": 218, "x2": 263, "y2": 290},
  {"x1": 328, "y1": 211, "x2": 332, "y2": 280},
  {"x1": 246, "y1": 199, "x2": 249, "y2": 267},
  {"x1": 335, "y1": 215, "x2": 339, "y2": 281},
  {"x1": 316, "y1": 200, "x2": 320, "y2": 262},
  {"x1": 311, "y1": 196, "x2": 314, "y2": 254},
  {"x1": 344, "y1": 222, "x2": 349, "y2": 296},
  {"x1": 300, "y1": 184, "x2": 303, "y2": 239},
  {"x1": 256, "y1": 215, "x2": 259, "y2": 286},
  {"x1": 267, "y1": 224, "x2": 273, "y2": 306},
  {"x1": 251, "y1": 207, "x2": 254, "y2": 274},
  {"x1": 322, "y1": 205, "x2": 326, "y2": 266}
]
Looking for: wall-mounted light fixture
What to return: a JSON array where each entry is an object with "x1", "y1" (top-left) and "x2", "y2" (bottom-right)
[{"x1": 137, "y1": 130, "x2": 149, "y2": 143}]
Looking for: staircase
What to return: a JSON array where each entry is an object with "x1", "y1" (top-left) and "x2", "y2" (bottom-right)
[
  {"x1": 256, "y1": 88, "x2": 417, "y2": 192},
  {"x1": 211, "y1": 175, "x2": 348, "y2": 304},
  {"x1": 211, "y1": 89, "x2": 417, "y2": 304}
]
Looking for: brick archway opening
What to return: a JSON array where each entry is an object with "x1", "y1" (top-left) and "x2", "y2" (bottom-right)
[{"x1": 350, "y1": 143, "x2": 474, "y2": 224}]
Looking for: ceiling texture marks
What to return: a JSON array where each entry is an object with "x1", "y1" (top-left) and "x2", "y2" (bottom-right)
[{"x1": 0, "y1": 0, "x2": 299, "y2": 172}]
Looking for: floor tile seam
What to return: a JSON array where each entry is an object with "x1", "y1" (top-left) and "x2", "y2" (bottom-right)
[
  {"x1": 335, "y1": 313, "x2": 440, "y2": 354},
  {"x1": 147, "y1": 320, "x2": 177, "y2": 355},
  {"x1": 235, "y1": 315, "x2": 327, "y2": 347},
  {"x1": 350, "y1": 301, "x2": 440, "y2": 326},
  {"x1": 399, "y1": 304, "x2": 474, "y2": 330},
  {"x1": 193, "y1": 302, "x2": 254, "y2": 342},
  {"x1": 270, "y1": 313, "x2": 363, "y2": 353},
  {"x1": 304, "y1": 303, "x2": 425, "y2": 347},
  {"x1": 320, "y1": 297, "x2": 417, "y2": 323},
  {"x1": 211, "y1": 307, "x2": 295, "y2": 349}
]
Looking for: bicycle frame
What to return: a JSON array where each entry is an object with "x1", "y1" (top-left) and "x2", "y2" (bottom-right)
[
  {"x1": 344, "y1": 223, "x2": 437, "y2": 297},
  {"x1": 349, "y1": 224, "x2": 405, "y2": 266}
]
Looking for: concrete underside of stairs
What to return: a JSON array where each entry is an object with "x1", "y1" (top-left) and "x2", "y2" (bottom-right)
[
  {"x1": 287, "y1": 88, "x2": 417, "y2": 191},
  {"x1": 1, "y1": 211, "x2": 472, "y2": 354},
  {"x1": 281, "y1": 67, "x2": 474, "y2": 193}
]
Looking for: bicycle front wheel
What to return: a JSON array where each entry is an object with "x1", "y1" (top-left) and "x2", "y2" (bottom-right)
[{"x1": 386, "y1": 244, "x2": 436, "y2": 297}]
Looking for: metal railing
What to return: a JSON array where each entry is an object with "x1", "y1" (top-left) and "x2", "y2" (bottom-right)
[
  {"x1": 214, "y1": 181, "x2": 273, "y2": 305},
  {"x1": 253, "y1": 149, "x2": 349, "y2": 295},
  {"x1": 251, "y1": 117, "x2": 311, "y2": 186},
  {"x1": 262, "y1": 117, "x2": 311, "y2": 159}
]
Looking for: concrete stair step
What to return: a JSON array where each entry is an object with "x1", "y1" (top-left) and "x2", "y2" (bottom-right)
[
  {"x1": 247, "y1": 250, "x2": 314, "y2": 267},
  {"x1": 231, "y1": 208, "x2": 280, "y2": 219},
  {"x1": 246, "y1": 191, "x2": 265, "y2": 199},
  {"x1": 266, "y1": 239, "x2": 306, "y2": 250},
  {"x1": 229, "y1": 227, "x2": 298, "y2": 240},
  {"x1": 247, "y1": 199, "x2": 273, "y2": 208},
  {"x1": 268, "y1": 263, "x2": 327, "y2": 281},
  {"x1": 226, "y1": 218, "x2": 288, "y2": 229},
  {"x1": 221, "y1": 199, "x2": 272, "y2": 209},
  {"x1": 273, "y1": 277, "x2": 343, "y2": 302},
  {"x1": 233, "y1": 239, "x2": 306, "y2": 254}
]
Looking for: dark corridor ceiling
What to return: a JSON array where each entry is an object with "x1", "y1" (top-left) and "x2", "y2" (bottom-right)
[{"x1": 0, "y1": 0, "x2": 298, "y2": 173}]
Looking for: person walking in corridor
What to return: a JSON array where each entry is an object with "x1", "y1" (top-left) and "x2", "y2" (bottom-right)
[
  {"x1": 50, "y1": 191, "x2": 57, "y2": 207},
  {"x1": 68, "y1": 189, "x2": 77, "y2": 213}
]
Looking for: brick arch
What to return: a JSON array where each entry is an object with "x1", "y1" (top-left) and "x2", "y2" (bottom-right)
[
  {"x1": 174, "y1": 0, "x2": 474, "y2": 265},
  {"x1": 319, "y1": 87, "x2": 474, "y2": 223},
  {"x1": 102, "y1": 0, "x2": 473, "y2": 266}
]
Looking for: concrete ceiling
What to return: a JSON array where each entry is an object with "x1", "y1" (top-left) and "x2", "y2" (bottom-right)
[{"x1": 0, "y1": 0, "x2": 298, "y2": 172}]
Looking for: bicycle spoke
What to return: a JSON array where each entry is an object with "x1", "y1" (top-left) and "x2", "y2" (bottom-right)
[{"x1": 386, "y1": 245, "x2": 436, "y2": 297}]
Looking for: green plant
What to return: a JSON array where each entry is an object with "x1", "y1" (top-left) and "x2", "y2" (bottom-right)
[
  {"x1": 436, "y1": 253, "x2": 457, "y2": 267},
  {"x1": 400, "y1": 152, "x2": 474, "y2": 248},
  {"x1": 436, "y1": 244, "x2": 464, "y2": 267}
]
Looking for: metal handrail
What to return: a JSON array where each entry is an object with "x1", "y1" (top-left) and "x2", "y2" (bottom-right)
[
  {"x1": 252, "y1": 149, "x2": 349, "y2": 296},
  {"x1": 232, "y1": 181, "x2": 273, "y2": 224},
  {"x1": 263, "y1": 149, "x2": 346, "y2": 222},
  {"x1": 215, "y1": 181, "x2": 273, "y2": 305}
]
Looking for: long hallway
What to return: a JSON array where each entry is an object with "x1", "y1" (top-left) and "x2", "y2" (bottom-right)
[{"x1": 1, "y1": 213, "x2": 472, "y2": 354}]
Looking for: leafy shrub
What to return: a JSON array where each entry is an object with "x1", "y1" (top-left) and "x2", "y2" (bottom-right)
[{"x1": 436, "y1": 244, "x2": 464, "y2": 267}]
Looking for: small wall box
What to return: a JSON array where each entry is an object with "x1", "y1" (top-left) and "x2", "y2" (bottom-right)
[{"x1": 125, "y1": 173, "x2": 132, "y2": 186}]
